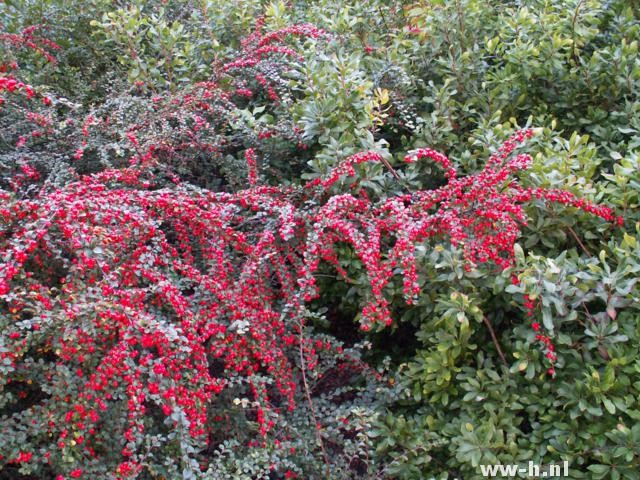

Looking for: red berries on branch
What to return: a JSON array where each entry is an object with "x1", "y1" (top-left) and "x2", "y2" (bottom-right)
[
  {"x1": 1, "y1": 129, "x2": 616, "y2": 411},
  {"x1": 245, "y1": 148, "x2": 259, "y2": 186},
  {"x1": 0, "y1": 25, "x2": 61, "y2": 64}
]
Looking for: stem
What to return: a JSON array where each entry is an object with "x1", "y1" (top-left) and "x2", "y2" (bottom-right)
[
  {"x1": 455, "y1": 0, "x2": 466, "y2": 50},
  {"x1": 380, "y1": 156, "x2": 401, "y2": 181},
  {"x1": 483, "y1": 315, "x2": 508, "y2": 366},
  {"x1": 567, "y1": 225, "x2": 592, "y2": 257},
  {"x1": 297, "y1": 320, "x2": 331, "y2": 472},
  {"x1": 570, "y1": 0, "x2": 585, "y2": 65},
  {"x1": 376, "y1": 5, "x2": 392, "y2": 61}
]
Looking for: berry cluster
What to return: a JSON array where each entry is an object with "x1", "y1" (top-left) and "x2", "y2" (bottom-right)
[{"x1": 0, "y1": 123, "x2": 618, "y2": 476}]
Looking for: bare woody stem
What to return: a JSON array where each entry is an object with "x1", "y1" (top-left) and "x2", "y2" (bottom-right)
[
  {"x1": 297, "y1": 320, "x2": 331, "y2": 473},
  {"x1": 483, "y1": 315, "x2": 508, "y2": 366},
  {"x1": 567, "y1": 225, "x2": 592, "y2": 257}
]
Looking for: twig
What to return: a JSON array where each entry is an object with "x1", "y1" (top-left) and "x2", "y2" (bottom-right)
[
  {"x1": 483, "y1": 315, "x2": 508, "y2": 366},
  {"x1": 570, "y1": 0, "x2": 585, "y2": 65},
  {"x1": 298, "y1": 320, "x2": 331, "y2": 473},
  {"x1": 380, "y1": 156, "x2": 401, "y2": 181},
  {"x1": 567, "y1": 225, "x2": 592, "y2": 257}
]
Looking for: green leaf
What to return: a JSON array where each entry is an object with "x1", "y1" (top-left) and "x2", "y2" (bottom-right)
[
  {"x1": 587, "y1": 464, "x2": 610, "y2": 479},
  {"x1": 603, "y1": 398, "x2": 616, "y2": 414}
]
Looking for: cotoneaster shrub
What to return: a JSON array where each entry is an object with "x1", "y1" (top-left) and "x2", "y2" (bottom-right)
[{"x1": 0, "y1": 120, "x2": 620, "y2": 479}]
